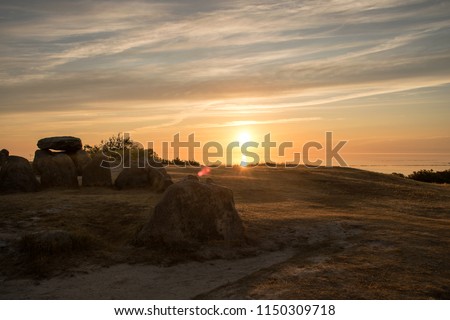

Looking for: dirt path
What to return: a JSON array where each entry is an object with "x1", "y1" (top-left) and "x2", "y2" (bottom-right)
[{"x1": 0, "y1": 249, "x2": 295, "y2": 299}]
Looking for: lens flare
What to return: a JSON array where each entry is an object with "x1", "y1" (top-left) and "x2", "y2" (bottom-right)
[{"x1": 197, "y1": 166, "x2": 211, "y2": 177}]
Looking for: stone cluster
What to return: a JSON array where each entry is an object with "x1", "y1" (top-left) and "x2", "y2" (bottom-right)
[
  {"x1": 1, "y1": 136, "x2": 175, "y2": 193},
  {"x1": 33, "y1": 136, "x2": 89, "y2": 188}
]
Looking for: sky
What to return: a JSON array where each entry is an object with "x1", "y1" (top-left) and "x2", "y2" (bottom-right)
[{"x1": 1, "y1": 0, "x2": 449, "y2": 162}]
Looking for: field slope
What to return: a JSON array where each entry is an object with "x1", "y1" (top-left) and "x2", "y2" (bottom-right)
[{"x1": 1, "y1": 166, "x2": 449, "y2": 299}]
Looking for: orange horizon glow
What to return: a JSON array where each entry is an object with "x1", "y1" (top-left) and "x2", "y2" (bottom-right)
[{"x1": 1, "y1": 1, "x2": 450, "y2": 160}]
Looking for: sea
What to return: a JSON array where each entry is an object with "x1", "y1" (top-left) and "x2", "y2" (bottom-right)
[{"x1": 341, "y1": 153, "x2": 450, "y2": 175}]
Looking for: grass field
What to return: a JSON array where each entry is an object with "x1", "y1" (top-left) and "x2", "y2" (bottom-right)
[{"x1": 0, "y1": 166, "x2": 449, "y2": 299}]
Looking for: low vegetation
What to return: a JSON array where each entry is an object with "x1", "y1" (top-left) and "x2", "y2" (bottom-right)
[
  {"x1": 407, "y1": 169, "x2": 450, "y2": 184},
  {"x1": 84, "y1": 132, "x2": 200, "y2": 166},
  {"x1": 393, "y1": 169, "x2": 450, "y2": 184},
  {"x1": 1, "y1": 166, "x2": 449, "y2": 298}
]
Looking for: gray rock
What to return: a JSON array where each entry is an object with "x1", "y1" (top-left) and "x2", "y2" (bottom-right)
[
  {"x1": 67, "y1": 150, "x2": 91, "y2": 175},
  {"x1": 137, "y1": 179, "x2": 245, "y2": 247},
  {"x1": 82, "y1": 153, "x2": 112, "y2": 187},
  {"x1": 115, "y1": 167, "x2": 173, "y2": 192},
  {"x1": 183, "y1": 174, "x2": 200, "y2": 182},
  {"x1": 33, "y1": 150, "x2": 78, "y2": 188},
  {"x1": 33, "y1": 149, "x2": 53, "y2": 173},
  {"x1": 0, "y1": 149, "x2": 9, "y2": 166},
  {"x1": 115, "y1": 167, "x2": 149, "y2": 190},
  {"x1": 138, "y1": 155, "x2": 165, "y2": 168},
  {"x1": 148, "y1": 167, "x2": 173, "y2": 192},
  {"x1": 0, "y1": 156, "x2": 40, "y2": 193},
  {"x1": 37, "y1": 136, "x2": 82, "y2": 151}
]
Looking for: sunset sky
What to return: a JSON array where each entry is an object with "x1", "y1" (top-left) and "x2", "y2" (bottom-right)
[{"x1": 1, "y1": 0, "x2": 449, "y2": 162}]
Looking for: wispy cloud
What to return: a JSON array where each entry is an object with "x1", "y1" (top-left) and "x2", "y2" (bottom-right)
[
  {"x1": 1, "y1": 0, "x2": 450, "y2": 154},
  {"x1": 198, "y1": 117, "x2": 322, "y2": 128}
]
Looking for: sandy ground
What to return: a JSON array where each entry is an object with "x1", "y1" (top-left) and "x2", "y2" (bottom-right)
[{"x1": 1, "y1": 166, "x2": 449, "y2": 299}]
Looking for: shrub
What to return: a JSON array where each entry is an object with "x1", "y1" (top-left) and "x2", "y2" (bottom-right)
[
  {"x1": 84, "y1": 133, "x2": 201, "y2": 166},
  {"x1": 408, "y1": 169, "x2": 450, "y2": 184},
  {"x1": 392, "y1": 172, "x2": 406, "y2": 178},
  {"x1": 19, "y1": 230, "x2": 94, "y2": 257}
]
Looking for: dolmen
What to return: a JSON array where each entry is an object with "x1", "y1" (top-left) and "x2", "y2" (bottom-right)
[
  {"x1": 7, "y1": 135, "x2": 178, "y2": 192},
  {"x1": 33, "y1": 136, "x2": 88, "y2": 188}
]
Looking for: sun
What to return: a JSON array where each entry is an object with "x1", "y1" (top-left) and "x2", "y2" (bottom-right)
[
  {"x1": 236, "y1": 131, "x2": 252, "y2": 167},
  {"x1": 237, "y1": 131, "x2": 251, "y2": 144}
]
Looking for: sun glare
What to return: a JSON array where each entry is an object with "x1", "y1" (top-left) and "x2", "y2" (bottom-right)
[
  {"x1": 237, "y1": 131, "x2": 252, "y2": 167},
  {"x1": 237, "y1": 131, "x2": 251, "y2": 144}
]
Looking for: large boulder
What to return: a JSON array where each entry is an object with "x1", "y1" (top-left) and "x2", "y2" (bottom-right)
[
  {"x1": 115, "y1": 167, "x2": 173, "y2": 192},
  {"x1": 115, "y1": 168, "x2": 148, "y2": 189},
  {"x1": 137, "y1": 178, "x2": 245, "y2": 247},
  {"x1": 67, "y1": 150, "x2": 91, "y2": 175},
  {"x1": 82, "y1": 153, "x2": 112, "y2": 187},
  {"x1": 33, "y1": 150, "x2": 78, "y2": 188},
  {"x1": 0, "y1": 156, "x2": 40, "y2": 193},
  {"x1": 33, "y1": 149, "x2": 53, "y2": 173},
  {"x1": 37, "y1": 136, "x2": 82, "y2": 151},
  {"x1": 137, "y1": 154, "x2": 165, "y2": 168}
]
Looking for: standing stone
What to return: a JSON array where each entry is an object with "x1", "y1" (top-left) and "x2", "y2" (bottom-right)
[
  {"x1": 67, "y1": 150, "x2": 91, "y2": 176},
  {"x1": 0, "y1": 149, "x2": 9, "y2": 166},
  {"x1": 148, "y1": 167, "x2": 173, "y2": 192},
  {"x1": 33, "y1": 150, "x2": 78, "y2": 188},
  {"x1": 0, "y1": 156, "x2": 40, "y2": 193},
  {"x1": 138, "y1": 154, "x2": 165, "y2": 169},
  {"x1": 137, "y1": 179, "x2": 245, "y2": 247},
  {"x1": 33, "y1": 149, "x2": 53, "y2": 173},
  {"x1": 82, "y1": 153, "x2": 112, "y2": 187},
  {"x1": 115, "y1": 168, "x2": 149, "y2": 190},
  {"x1": 37, "y1": 136, "x2": 82, "y2": 151}
]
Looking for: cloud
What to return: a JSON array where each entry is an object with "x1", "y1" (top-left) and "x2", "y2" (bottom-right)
[
  {"x1": 3, "y1": 0, "x2": 448, "y2": 76},
  {"x1": 1, "y1": 0, "x2": 450, "y2": 150},
  {"x1": 198, "y1": 117, "x2": 322, "y2": 128}
]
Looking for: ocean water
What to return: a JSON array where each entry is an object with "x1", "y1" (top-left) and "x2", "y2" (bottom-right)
[{"x1": 341, "y1": 153, "x2": 450, "y2": 175}]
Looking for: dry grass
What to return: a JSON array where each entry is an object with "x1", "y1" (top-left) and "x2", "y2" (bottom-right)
[{"x1": 0, "y1": 166, "x2": 449, "y2": 298}]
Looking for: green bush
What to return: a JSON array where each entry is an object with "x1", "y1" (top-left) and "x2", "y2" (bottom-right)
[
  {"x1": 84, "y1": 133, "x2": 201, "y2": 166},
  {"x1": 408, "y1": 169, "x2": 450, "y2": 184}
]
